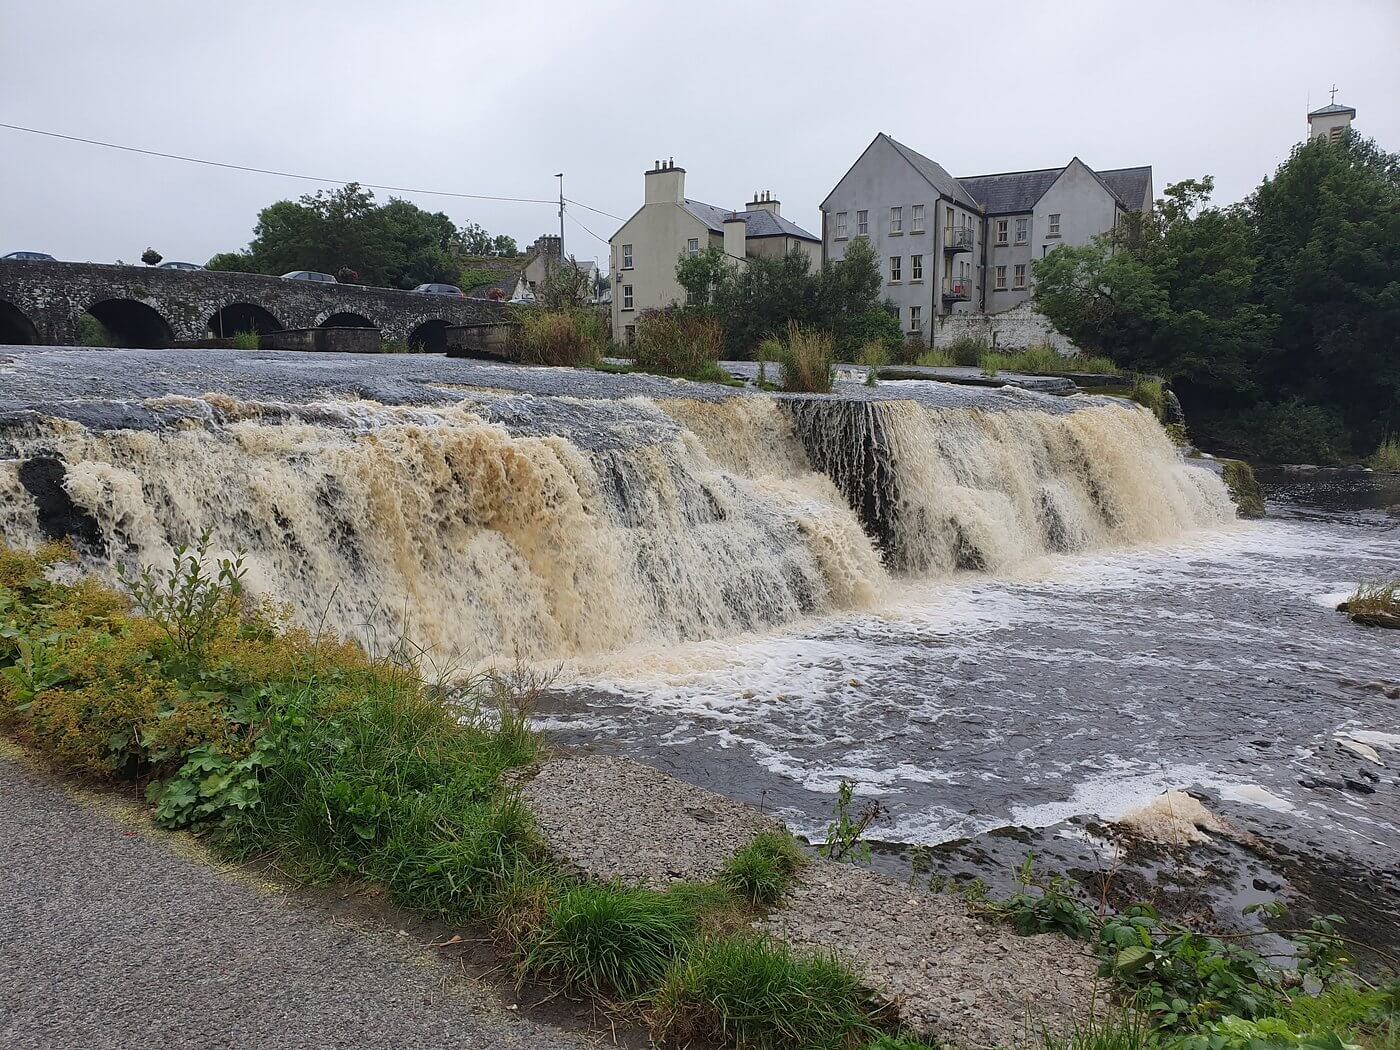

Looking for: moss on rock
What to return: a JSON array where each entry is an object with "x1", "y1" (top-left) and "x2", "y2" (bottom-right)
[{"x1": 1221, "y1": 459, "x2": 1265, "y2": 519}]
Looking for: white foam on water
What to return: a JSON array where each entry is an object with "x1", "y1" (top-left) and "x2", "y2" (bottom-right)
[{"x1": 1219, "y1": 783, "x2": 1298, "y2": 813}]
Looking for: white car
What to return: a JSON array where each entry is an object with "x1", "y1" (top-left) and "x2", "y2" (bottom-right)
[
  {"x1": 281, "y1": 270, "x2": 338, "y2": 284},
  {"x1": 159, "y1": 261, "x2": 204, "y2": 271}
]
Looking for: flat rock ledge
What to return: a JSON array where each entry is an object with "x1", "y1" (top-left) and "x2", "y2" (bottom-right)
[{"x1": 519, "y1": 755, "x2": 1102, "y2": 1047}]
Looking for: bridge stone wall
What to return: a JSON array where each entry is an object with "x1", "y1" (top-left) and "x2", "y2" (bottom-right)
[{"x1": 0, "y1": 260, "x2": 510, "y2": 347}]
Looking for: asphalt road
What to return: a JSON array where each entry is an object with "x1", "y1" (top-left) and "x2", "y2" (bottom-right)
[{"x1": 0, "y1": 750, "x2": 592, "y2": 1050}]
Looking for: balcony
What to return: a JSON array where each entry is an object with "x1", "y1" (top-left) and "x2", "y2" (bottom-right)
[
  {"x1": 943, "y1": 225, "x2": 975, "y2": 253},
  {"x1": 942, "y1": 279, "x2": 973, "y2": 302}
]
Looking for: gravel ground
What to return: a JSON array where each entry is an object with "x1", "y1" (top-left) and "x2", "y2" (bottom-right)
[
  {"x1": 521, "y1": 754, "x2": 781, "y2": 886},
  {"x1": 522, "y1": 754, "x2": 1102, "y2": 1048},
  {"x1": 0, "y1": 750, "x2": 592, "y2": 1050}
]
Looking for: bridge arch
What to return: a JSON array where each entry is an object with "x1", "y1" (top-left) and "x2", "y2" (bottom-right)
[
  {"x1": 0, "y1": 301, "x2": 39, "y2": 345},
  {"x1": 208, "y1": 302, "x2": 283, "y2": 337},
  {"x1": 319, "y1": 311, "x2": 375, "y2": 329},
  {"x1": 83, "y1": 298, "x2": 174, "y2": 349},
  {"x1": 407, "y1": 318, "x2": 449, "y2": 353}
]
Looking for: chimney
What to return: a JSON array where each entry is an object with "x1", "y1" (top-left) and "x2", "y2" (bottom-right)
[
  {"x1": 723, "y1": 213, "x2": 748, "y2": 259},
  {"x1": 644, "y1": 158, "x2": 686, "y2": 205},
  {"x1": 747, "y1": 189, "x2": 781, "y2": 216}
]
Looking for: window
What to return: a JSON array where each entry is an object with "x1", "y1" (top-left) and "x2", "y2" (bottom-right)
[
  {"x1": 912, "y1": 204, "x2": 925, "y2": 233},
  {"x1": 890, "y1": 206, "x2": 903, "y2": 234},
  {"x1": 1013, "y1": 263, "x2": 1027, "y2": 289},
  {"x1": 994, "y1": 265, "x2": 1007, "y2": 290},
  {"x1": 687, "y1": 237, "x2": 699, "y2": 256},
  {"x1": 909, "y1": 305, "x2": 923, "y2": 331},
  {"x1": 622, "y1": 244, "x2": 633, "y2": 269},
  {"x1": 835, "y1": 212, "x2": 848, "y2": 238},
  {"x1": 946, "y1": 206, "x2": 954, "y2": 230},
  {"x1": 996, "y1": 219, "x2": 1009, "y2": 245},
  {"x1": 889, "y1": 256, "x2": 901, "y2": 283},
  {"x1": 622, "y1": 284, "x2": 634, "y2": 309},
  {"x1": 1015, "y1": 217, "x2": 1029, "y2": 244},
  {"x1": 856, "y1": 210, "x2": 869, "y2": 236},
  {"x1": 1047, "y1": 213, "x2": 1061, "y2": 237},
  {"x1": 911, "y1": 254, "x2": 923, "y2": 281}
]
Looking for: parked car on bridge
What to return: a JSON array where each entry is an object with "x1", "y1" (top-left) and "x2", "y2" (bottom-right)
[
  {"x1": 158, "y1": 261, "x2": 204, "y2": 271},
  {"x1": 280, "y1": 270, "x2": 338, "y2": 284},
  {"x1": 3, "y1": 251, "x2": 56, "y2": 261},
  {"x1": 412, "y1": 283, "x2": 465, "y2": 297}
]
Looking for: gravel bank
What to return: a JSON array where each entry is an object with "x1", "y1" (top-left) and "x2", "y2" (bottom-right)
[
  {"x1": 0, "y1": 749, "x2": 591, "y2": 1050},
  {"x1": 521, "y1": 754, "x2": 1102, "y2": 1047}
]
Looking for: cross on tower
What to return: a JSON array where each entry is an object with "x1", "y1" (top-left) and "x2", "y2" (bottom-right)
[{"x1": 1330, "y1": 84, "x2": 1339, "y2": 104}]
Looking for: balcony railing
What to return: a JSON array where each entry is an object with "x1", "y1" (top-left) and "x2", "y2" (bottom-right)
[
  {"x1": 943, "y1": 225, "x2": 975, "y2": 252},
  {"x1": 942, "y1": 279, "x2": 973, "y2": 301}
]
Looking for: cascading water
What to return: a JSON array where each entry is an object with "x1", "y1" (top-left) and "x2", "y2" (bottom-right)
[{"x1": 0, "y1": 349, "x2": 1233, "y2": 665}]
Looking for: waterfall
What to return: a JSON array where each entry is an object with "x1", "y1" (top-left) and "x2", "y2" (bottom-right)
[{"x1": 0, "y1": 386, "x2": 1232, "y2": 664}]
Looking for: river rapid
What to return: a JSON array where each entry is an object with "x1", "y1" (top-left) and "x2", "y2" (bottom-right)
[{"x1": 2, "y1": 347, "x2": 1395, "y2": 955}]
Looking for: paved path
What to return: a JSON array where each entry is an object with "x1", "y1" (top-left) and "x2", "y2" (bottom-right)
[{"x1": 0, "y1": 750, "x2": 592, "y2": 1050}]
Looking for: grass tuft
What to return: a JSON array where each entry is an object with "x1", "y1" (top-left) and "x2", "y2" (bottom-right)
[
  {"x1": 523, "y1": 882, "x2": 700, "y2": 1001},
  {"x1": 513, "y1": 309, "x2": 604, "y2": 367},
  {"x1": 654, "y1": 933, "x2": 878, "y2": 1050},
  {"x1": 771, "y1": 322, "x2": 835, "y2": 394},
  {"x1": 1370, "y1": 438, "x2": 1400, "y2": 473},
  {"x1": 1341, "y1": 577, "x2": 1400, "y2": 630},
  {"x1": 719, "y1": 831, "x2": 807, "y2": 907},
  {"x1": 231, "y1": 329, "x2": 261, "y2": 351},
  {"x1": 630, "y1": 309, "x2": 727, "y2": 381}
]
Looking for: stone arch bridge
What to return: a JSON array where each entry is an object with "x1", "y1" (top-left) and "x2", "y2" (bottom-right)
[{"x1": 0, "y1": 259, "x2": 509, "y2": 351}]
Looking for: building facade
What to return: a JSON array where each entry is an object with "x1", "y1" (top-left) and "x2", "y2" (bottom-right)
[
  {"x1": 1307, "y1": 98, "x2": 1356, "y2": 143},
  {"x1": 821, "y1": 133, "x2": 1151, "y2": 341},
  {"x1": 609, "y1": 160, "x2": 820, "y2": 342}
]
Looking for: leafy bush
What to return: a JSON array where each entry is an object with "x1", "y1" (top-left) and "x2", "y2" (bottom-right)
[
  {"x1": 631, "y1": 309, "x2": 726, "y2": 381},
  {"x1": 820, "y1": 779, "x2": 883, "y2": 864},
  {"x1": 524, "y1": 883, "x2": 701, "y2": 1000},
  {"x1": 654, "y1": 933, "x2": 877, "y2": 1050},
  {"x1": 76, "y1": 314, "x2": 113, "y2": 347},
  {"x1": 773, "y1": 323, "x2": 835, "y2": 394},
  {"x1": 946, "y1": 335, "x2": 988, "y2": 366},
  {"x1": 230, "y1": 329, "x2": 261, "y2": 350},
  {"x1": 512, "y1": 309, "x2": 603, "y2": 367},
  {"x1": 1197, "y1": 399, "x2": 1352, "y2": 464},
  {"x1": 719, "y1": 831, "x2": 807, "y2": 907}
]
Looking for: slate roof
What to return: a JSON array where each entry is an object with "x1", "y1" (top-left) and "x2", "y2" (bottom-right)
[
  {"x1": 682, "y1": 199, "x2": 820, "y2": 242},
  {"x1": 1098, "y1": 166, "x2": 1153, "y2": 210},
  {"x1": 1308, "y1": 102, "x2": 1355, "y2": 116},
  {"x1": 883, "y1": 134, "x2": 983, "y2": 211},
  {"x1": 957, "y1": 167, "x2": 1064, "y2": 215}
]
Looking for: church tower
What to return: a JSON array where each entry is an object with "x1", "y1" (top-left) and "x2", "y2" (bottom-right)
[{"x1": 1307, "y1": 87, "x2": 1356, "y2": 143}]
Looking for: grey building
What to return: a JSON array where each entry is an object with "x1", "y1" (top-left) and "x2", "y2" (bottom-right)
[{"x1": 822, "y1": 133, "x2": 1151, "y2": 341}]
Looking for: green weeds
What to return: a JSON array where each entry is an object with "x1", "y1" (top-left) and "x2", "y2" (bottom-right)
[
  {"x1": 719, "y1": 831, "x2": 807, "y2": 907},
  {"x1": 231, "y1": 329, "x2": 261, "y2": 350},
  {"x1": 820, "y1": 779, "x2": 883, "y2": 864},
  {"x1": 1370, "y1": 438, "x2": 1400, "y2": 473}
]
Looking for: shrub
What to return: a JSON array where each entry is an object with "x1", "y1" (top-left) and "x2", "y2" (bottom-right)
[
  {"x1": 524, "y1": 883, "x2": 701, "y2": 1000},
  {"x1": 76, "y1": 314, "x2": 113, "y2": 347},
  {"x1": 231, "y1": 329, "x2": 261, "y2": 350},
  {"x1": 654, "y1": 933, "x2": 877, "y2": 1050},
  {"x1": 1197, "y1": 399, "x2": 1352, "y2": 465},
  {"x1": 946, "y1": 335, "x2": 988, "y2": 366},
  {"x1": 1220, "y1": 459, "x2": 1265, "y2": 519},
  {"x1": 916, "y1": 349, "x2": 953, "y2": 367},
  {"x1": 774, "y1": 323, "x2": 835, "y2": 394},
  {"x1": 631, "y1": 309, "x2": 726, "y2": 381},
  {"x1": 512, "y1": 309, "x2": 603, "y2": 367},
  {"x1": 719, "y1": 831, "x2": 807, "y2": 907},
  {"x1": 1370, "y1": 438, "x2": 1400, "y2": 473}
]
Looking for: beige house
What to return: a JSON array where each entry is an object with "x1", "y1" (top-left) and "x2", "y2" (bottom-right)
[
  {"x1": 1306, "y1": 97, "x2": 1356, "y2": 143},
  {"x1": 609, "y1": 160, "x2": 820, "y2": 342},
  {"x1": 519, "y1": 235, "x2": 600, "y2": 302}
]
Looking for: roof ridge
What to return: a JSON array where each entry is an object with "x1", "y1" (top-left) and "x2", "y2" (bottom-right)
[{"x1": 957, "y1": 165, "x2": 1066, "y2": 181}]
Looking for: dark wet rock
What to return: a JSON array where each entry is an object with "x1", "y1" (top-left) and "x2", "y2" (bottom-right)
[{"x1": 17, "y1": 456, "x2": 106, "y2": 553}]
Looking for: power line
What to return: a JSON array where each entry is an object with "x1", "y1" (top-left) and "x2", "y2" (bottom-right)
[
  {"x1": 564, "y1": 196, "x2": 626, "y2": 222},
  {"x1": 0, "y1": 121, "x2": 556, "y2": 206},
  {"x1": 566, "y1": 212, "x2": 611, "y2": 249}
]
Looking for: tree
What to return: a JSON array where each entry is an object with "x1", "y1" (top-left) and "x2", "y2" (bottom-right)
[
  {"x1": 141, "y1": 247, "x2": 162, "y2": 266},
  {"x1": 459, "y1": 224, "x2": 518, "y2": 257}
]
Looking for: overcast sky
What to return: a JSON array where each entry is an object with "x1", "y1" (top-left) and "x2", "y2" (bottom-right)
[{"x1": 3, "y1": 0, "x2": 1397, "y2": 272}]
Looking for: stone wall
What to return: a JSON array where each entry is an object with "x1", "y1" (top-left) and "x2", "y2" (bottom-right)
[
  {"x1": 0, "y1": 259, "x2": 509, "y2": 347},
  {"x1": 930, "y1": 301, "x2": 1080, "y2": 355}
]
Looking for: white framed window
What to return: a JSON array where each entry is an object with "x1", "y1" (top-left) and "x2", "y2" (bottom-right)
[
  {"x1": 1013, "y1": 263, "x2": 1027, "y2": 289},
  {"x1": 889, "y1": 256, "x2": 901, "y2": 282},
  {"x1": 996, "y1": 219, "x2": 1008, "y2": 245},
  {"x1": 622, "y1": 244, "x2": 633, "y2": 269},
  {"x1": 687, "y1": 237, "x2": 699, "y2": 256},
  {"x1": 1015, "y1": 217, "x2": 1029, "y2": 244},
  {"x1": 911, "y1": 254, "x2": 923, "y2": 281},
  {"x1": 909, "y1": 305, "x2": 923, "y2": 331},
  {"x1": 911, "y1": 204, "x2": 925, "y2": 233},
  {"x1": 994, "y1": 265, "x2": 1007, "y2": 290},
  {"x1": 835, "y1": 212, "x2": 848, "y2": 238},
  {"x1": 856, "y1": 210, "x2": 869, "y2": 236},
  {"x1": 890, "y1": 206, "x2": 903, "y2": 234},
  {"x1": 1047, "y1": 213, "x2": 1061, "y2": 237},
  {"x1": 622, "y1": 284, "x2": 634, "y2": 309}
]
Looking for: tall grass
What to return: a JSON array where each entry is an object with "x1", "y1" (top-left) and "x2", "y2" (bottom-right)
[
  {"x1": 916, "y1": 349, "x2": 954, "y2": 367},
  {"x1": 630, "y1": 310, "x2": 726, "y2": 381},
  {"x1": 1370, "y1": 438, "x2": 1400, "y2": 472},
  {"x1": 718, "y1": 831, "x2": 807, "y2": 907},
  {"x1": 772, "y1": 322, "x2": 835, "y2": 394},
  {"x1": 231, "y1": 329, "x2": 261, "y2": 350},
  {"x1": 513, "y1": 308, "x2": 604, "y2": 367},
  {"x1": 977, "y1": 345, "x2": 1119, "y2": 377},
  {"x1": 1342, "y1": 577, "x2": 1400, "y2": 629}
]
